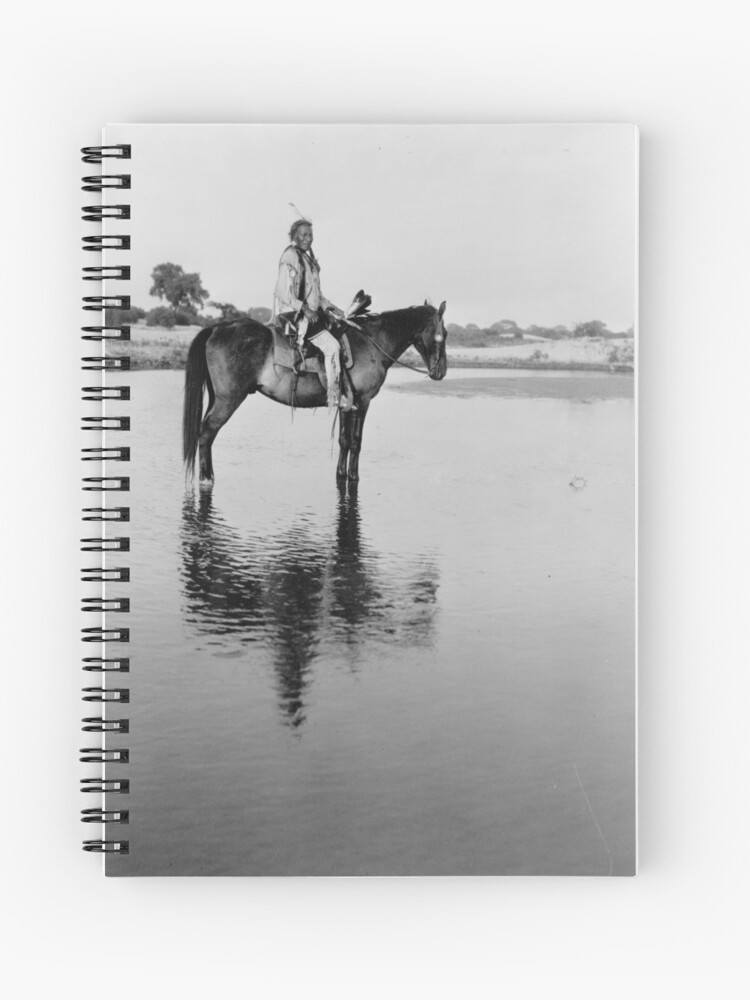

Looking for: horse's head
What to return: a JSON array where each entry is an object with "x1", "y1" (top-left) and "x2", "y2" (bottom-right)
[{"x1": 414, "y1": 300, "x2": 448, "y2": 380}]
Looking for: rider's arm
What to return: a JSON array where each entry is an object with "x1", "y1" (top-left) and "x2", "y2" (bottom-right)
[{"x1": 274, "y1": 250, "x2": 303, "y2": 312}]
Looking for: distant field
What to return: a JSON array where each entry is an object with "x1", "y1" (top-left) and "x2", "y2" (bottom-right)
[{"x1": 108, "y1": 324, "x2": 634, "y2": 373}]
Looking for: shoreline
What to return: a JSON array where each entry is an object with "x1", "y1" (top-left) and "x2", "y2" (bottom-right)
[{"x1": 108, "y1": 328, "x2": 634, "y2": 374}]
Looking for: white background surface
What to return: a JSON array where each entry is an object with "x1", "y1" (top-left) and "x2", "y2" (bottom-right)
[{"x1": 2, "y1": 1, "x2": 748, "y2": 995}]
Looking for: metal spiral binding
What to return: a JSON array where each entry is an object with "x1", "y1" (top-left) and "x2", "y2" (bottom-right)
[
  {"x1": 81, "y1": 447, "x2": 131, "y2": 460},
  {"x1": 83, "y1": 294, "x2": 131, "y2": 311},
  {"x1": 82, "y1": 174, "x2": 131, "y2": 191},
  {"x1": 81, "y1": 656, "x2": 130, "y2": 671},
  {"x1": 82, "y1": 357, "x2": 131, "y2": 371},
  {"x1": 81, "y1": 145, "x2": 132, "y2": 163},
  {"x1": 81, "y1": 476, "x2": 131, "y2": 491},
  {"x1": 81, "y1": 143, "x2": 131, "y2": 856},
  {"x1": 81, "y1": 569, "x2": 131, "y2": 582},
  {"x1": 82, "y1": 206, "x2": 131, "y2": 222},
  {"x1": 82, "y1": 508, "x2": 130, "y2": 522},
  {"x1": 80, "y1": 536, "x2": 130, "y2": 552},
  {"x1": 82, "y1": 265, "x2": 131, "y2": 281},
  {"x1": 80, "y1": 778, "x2": 130, "y2": 792},
  {"x1": 82, "y1": 840, "x2": 130, "y2": 854},
  {"x1": 83, "y1": 235, "x2": 131, "y2": 251},
  {"x1": 82, "y1": 387, "x2": 131, "y2": 402},
  {"x1": 81, "y1": 327, "x2": 131, "y2": 343},
  {"x1": 81, "y1": 627, "x2": 130, "y2": 644}
]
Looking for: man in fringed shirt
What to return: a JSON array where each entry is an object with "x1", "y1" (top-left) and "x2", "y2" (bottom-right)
[{"x1": 272, "y1": 218, "x2": 355, "y2": 411}]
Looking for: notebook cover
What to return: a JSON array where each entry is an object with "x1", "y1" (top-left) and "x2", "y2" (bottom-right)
[{"x1": 88, "y1": 124, "x2": 637, "y2": 875}]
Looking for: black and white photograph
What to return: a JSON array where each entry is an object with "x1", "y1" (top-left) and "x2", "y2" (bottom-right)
[{"x1": 100, "y1": 123, "x2": 636, "y2": 876}]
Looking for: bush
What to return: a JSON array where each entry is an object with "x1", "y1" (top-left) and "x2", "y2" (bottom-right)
[
  {"x1": 104, "y1": 306, "x2": 147, "y2": 327},
  {"x1": 608, "y1": 343, "x2": 634, "y2": 365},
  {"x1": 247, "y1": 306, "x2": 271, "y2": 324},
  {"x1": 209, "y1": 301, "x2": 245, "y2": 321},
  {"x1": 173, "y1": 307, "x2": 199, "y2": 326},
  {"x1": 146, "y1": 306, "x2": 176, "y2": 328}
]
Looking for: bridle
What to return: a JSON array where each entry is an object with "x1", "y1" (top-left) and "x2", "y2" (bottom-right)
[{"x1": 347, "y1": 316, "x2": 445, "y2": 378}]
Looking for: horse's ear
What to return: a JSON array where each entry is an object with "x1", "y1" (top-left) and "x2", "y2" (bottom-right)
[
  {"x1": 438, "y1": 301, "x2": 446, "y2": 317},
  {"x1": 424, "y1": 299, "x2": 429, "y2": 307}
]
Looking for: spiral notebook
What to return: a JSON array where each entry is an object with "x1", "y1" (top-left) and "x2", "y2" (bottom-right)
[{"x1": 81, "y1": 124, "x2": 637, "y2": 876}]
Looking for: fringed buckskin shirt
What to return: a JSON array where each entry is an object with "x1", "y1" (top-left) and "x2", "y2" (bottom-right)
[{"x1": 272, "y1": 245, "x2": 332, "y2": 321}]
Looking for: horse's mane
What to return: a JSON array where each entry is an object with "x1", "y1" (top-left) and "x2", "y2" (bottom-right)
[{"x1": 361, "y1": 304, "x2": 433, "y2": 333}]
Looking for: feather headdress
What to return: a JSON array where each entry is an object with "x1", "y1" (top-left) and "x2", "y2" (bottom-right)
[
  {"x1": 287, "y1": 203, "x2": 313, "y2": 244},
  {"x1": 288, "y1": 202, "x2": 312, "y2": 223}
]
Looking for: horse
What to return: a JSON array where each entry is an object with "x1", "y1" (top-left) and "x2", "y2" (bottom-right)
[{"x1": 182, "y1": 300, "x2": 448, "y2": 484}]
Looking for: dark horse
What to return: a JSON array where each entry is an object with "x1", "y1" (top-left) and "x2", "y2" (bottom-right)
[{"x1": 182, "y1": 300, "x2": 448, "y2": 484}]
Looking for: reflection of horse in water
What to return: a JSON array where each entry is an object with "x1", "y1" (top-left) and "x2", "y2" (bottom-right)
[{"x1": 180, "y1": 484, "x2": 439, "y2": 728}]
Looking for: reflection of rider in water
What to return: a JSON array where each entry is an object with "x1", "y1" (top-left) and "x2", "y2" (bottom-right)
[
  {"x1": 272, "y1": 217, "x2": 355, "y2": 411},
  {"x1": 181, "y1": 486, "x2": 438, "y2": 729}
]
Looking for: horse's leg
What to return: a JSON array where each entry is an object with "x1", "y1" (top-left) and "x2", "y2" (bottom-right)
[
  {"x1": 198, "y1": 393, "x2": 244, "y2": 485},
  {"x1": 336, "y1": 410, "x2": 353, "y2": 480},
  {"x1": 347, "y1": 403, "x2": 369, "y2": 482},
  {"x1": 197, "y1": 325, "x2": 262, "y2": 485}
]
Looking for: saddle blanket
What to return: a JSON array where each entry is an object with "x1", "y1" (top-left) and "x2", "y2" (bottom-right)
[
  {"x1": 270, "y1": 325, "x2": 354, "y2": 374},
  {"x1": 270, "y1": 326, "x2": 322, "y2": 376}
]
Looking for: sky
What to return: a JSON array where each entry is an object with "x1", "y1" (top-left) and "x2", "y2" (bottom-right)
[{"x1": 104, "y1": 124, "x2": 637, "y2": 330}]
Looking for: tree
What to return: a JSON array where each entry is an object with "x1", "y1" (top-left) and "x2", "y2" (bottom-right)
[
  {"x1": 572, "y1": 320, "x2": 609, "y2": 339},
  {"x1": 492, "y1": 319, "x2": 520, "y2": 333},
  {"x1": 150, "y1": 263, "x2": 209, "y2": 316}
]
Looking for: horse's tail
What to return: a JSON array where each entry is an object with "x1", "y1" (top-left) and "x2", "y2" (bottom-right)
[{"x1": 182, "y1": 326, "x2": 215, "y2": 478}]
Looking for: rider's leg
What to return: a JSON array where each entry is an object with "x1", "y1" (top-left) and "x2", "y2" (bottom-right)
[
  {"x1": 295, "y1": 315, "x2": 309, "y2": 349},
  {"x1": 309, "y1": 329, "x2": 342, "y2": 408}
]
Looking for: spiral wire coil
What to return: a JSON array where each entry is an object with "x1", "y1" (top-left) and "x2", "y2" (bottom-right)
[{"x1": 81, "y1": 144, "x2": 131, "y2": 855}]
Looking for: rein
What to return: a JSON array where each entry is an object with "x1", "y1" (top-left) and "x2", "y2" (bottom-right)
[{"x1": 348, "y1": 321, "x2": 435, "y2": 377}]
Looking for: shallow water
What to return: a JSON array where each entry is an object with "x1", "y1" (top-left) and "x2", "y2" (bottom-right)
[{"x1": 106, "y1": 368, "x2": 635, "y2": 876}]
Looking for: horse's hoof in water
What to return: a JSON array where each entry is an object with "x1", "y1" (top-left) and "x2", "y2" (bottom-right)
[{"x1": 198, "y1": 477, "x2": 214, "y2": 489}]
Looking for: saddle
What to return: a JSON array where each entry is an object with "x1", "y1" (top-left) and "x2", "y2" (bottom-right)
[{"x1": 269, "y1": 319, "x2": 354, "y2": 376}]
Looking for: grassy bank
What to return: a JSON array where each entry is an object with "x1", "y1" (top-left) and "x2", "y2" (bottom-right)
[
  {"x1": 110, "y1": 338, "x2": 191, "y2": 370},
  {"x1": 108, "y1": 331, "x2": 634, "y2": 374}
]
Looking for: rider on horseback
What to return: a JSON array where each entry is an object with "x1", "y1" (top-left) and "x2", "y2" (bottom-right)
[{"x1": 272, "y1": 217, "x2": 356, "y2": 411}]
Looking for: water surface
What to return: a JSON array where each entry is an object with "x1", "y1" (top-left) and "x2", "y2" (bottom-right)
[{"x1": 107, "y1": 368, "x2": 635, "y2": 876}]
